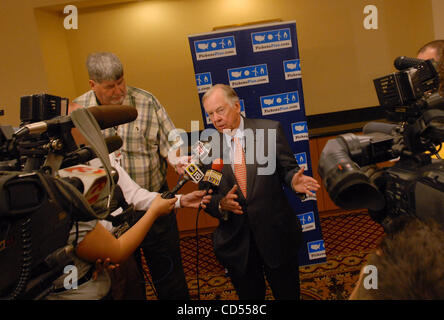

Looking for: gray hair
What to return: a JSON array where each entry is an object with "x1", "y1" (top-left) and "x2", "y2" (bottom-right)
[
  {"x1": 86, "y1": 52, "x2": 124, "y2": 82},
  {"x1": 202, "y1": 84, "x2": 239, "y2": 108}
]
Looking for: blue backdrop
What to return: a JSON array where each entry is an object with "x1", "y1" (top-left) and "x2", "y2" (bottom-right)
[{"x1": 188, "y1": 21, "x2": 326, "y2": 266}]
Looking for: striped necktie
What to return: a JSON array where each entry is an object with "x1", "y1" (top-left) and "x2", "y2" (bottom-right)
[{"x1": 233, "y1": 137, "x2": 247, "y2": 198}]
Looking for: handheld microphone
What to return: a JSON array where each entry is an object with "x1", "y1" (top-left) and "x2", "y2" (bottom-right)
[
  {"x1": 201, "y1": 159, "x2": 223, "y2": 192},
  {"x1": 161, "y1": 140, "x2": 211, "y2": 199},
  {"x1": 15, "y1": 105, "x2": 138, "y2": 137},
  {"x1": 191, "y1": 140, "x2": 211, "y2": 164},
  {"x1": 161, "y1": 162, "x2": 205, "y2": 199},
  {"x1": 61, "y1": 135, "x2": 123, "y2": 168}
]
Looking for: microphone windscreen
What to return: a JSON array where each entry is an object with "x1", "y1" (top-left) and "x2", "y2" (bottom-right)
[
  {"x1": 88, "y1": 105, "x2": 138, "y2": 130},
  {"x1": 105, "y1": 135, "x2": 123, "y2": 153},
  {"x1": 211, "y1": 158, "x2": 224, "y2": 172},
  {"x1": 394, "y1": 56, "x2": 424, "y2": 70},
  {"x1": 363, "y1": 122, "x2": 398, "y2": 135}
]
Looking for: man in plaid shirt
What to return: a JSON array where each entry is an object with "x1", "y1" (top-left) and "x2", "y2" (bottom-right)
[{"x1": 71, "y1": 52, "x2": 189, "y2": 299}]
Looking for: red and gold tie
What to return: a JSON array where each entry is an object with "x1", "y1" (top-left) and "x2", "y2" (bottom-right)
[{"x1": 233, "y1": 137, "x2": 247, "y2": 198}]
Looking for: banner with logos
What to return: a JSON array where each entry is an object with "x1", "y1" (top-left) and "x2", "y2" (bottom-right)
[{"x1": 188, "y1": 21, "x2": 326, "y2": 266}]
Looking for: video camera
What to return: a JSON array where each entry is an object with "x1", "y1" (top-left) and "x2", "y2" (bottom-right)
[
  {"x1": 0, "y1": 94, "x2": 136, "y2": 299},
  {"x1": 318, "y1": 56, "x2": 444, "y2": 233}
]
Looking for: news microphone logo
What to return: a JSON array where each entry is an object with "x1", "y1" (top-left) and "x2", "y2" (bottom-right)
[
  {"x1": 58, "y1": 165, "x2": 108, "y2": 204},
  {"x1": 191, "y1": 140, "x2": 211, "y2": 164},
  {"x1": 161, "y1": 162, "x2": 205, "y2": 199},
  {"x1": 202, "y1": 169, "x2": 222, "y2": 187},
  {"x1": 184, "y1": 163, "x2": 204, "y2": 183}
]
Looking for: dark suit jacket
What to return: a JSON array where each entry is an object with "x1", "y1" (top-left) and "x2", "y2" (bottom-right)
[{"x1": 200, "y1": 117, "x2": 303, "y2": 276}]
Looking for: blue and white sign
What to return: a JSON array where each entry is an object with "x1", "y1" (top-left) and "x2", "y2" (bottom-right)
[
  {"x1": 283, "y1": 59, "x2": 301, "y2": 80},
  {"x1": 302, "y1": 193, "x2": 317, "y2": 202},
  {"x1": 194, "y1": 36, "x2": 236, "y2": 61},
  {"x1": 295, "y1": 152, "x2": 308, "y2": 171},
  {"x1": 298, "y1": 211, "x2": 316, "y2": 232},
  {"x1": 228, "y1": 64, "x2": 269, "y2": 88},
  {"x1": 307, "y1": 240, "x2": 326, "y2": 260},
  {"x1": 251, "y1": 28, "x2": 292, "y2": 52},
  {"x1": 205, "y1": 99, "x2": 246, "y2": 125},
  {"x1": 196, "y1": 72, "x2": 212, "y2": 93},
  {"x1": 260, "y1": 91, "x2": 300, "y2": 116},
  {"x1": 189, "y1": 21, "x2": 326, "y2": 266},
  {"x1": 291, "y1": 121, "x2": 309, "y2": 142}
]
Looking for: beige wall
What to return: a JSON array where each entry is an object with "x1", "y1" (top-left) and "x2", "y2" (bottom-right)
[
  {"x1": 432, "y1": 0, "x2": 444, "y2": 39},
  {"x1": 0, "y1": 0, "x2": 438, "y2": 130}
]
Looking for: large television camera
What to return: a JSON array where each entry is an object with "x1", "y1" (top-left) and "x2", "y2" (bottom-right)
[
  {"x1": 318, "y1": 56, "x2": 444, "y2": 233},
  {"x1": 0, "y1": 94, "x2": 137, "y2": 299}
]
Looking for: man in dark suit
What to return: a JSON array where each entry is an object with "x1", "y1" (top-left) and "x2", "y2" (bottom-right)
[{"x1": 200, "y1": 84, "x2": 320, "y2": 300}]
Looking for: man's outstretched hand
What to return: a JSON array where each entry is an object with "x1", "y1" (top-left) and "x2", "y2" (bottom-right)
[{"x1": 291, "y1": 168, "x2": 320, "y2": 196}]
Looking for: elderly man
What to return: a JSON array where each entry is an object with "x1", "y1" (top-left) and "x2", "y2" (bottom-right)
[
  {"x1": 71, "y1": 52, "x2": 189, "y2": 299},
  {"x1": 200, "y1": 84, "x2": 320, "y2": 300}
]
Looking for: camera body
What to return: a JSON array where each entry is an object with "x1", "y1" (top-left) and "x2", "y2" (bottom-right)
[
  {"x1": 20, "y1": 94, "x2": 68, "y2": 124},
  {"x1": 0, "y1": 94, "x2": 118, "y2": 299},
  {"x1": 319, "y1": 57, "x2": 444, "y2": 232}
]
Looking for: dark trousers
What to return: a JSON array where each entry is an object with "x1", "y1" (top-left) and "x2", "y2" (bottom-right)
[
  {"x1": 110, "y1": 253, "x2": 147, "y2": 300},
  {"x1": 134, "y1": 208, "x2": 189, "y2": 300},
  {"x1": 228, "y1": 235, "x2": 300, "y2": 300}
]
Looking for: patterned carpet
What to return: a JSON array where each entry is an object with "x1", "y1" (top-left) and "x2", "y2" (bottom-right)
[{"x1": 143, "y1": 210, "x2": 385, "y2": 300}]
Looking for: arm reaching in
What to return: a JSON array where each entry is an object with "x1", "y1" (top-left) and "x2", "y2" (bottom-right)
[{"x1": 75, "y1": 195, "x2": 177, "y2": 264}]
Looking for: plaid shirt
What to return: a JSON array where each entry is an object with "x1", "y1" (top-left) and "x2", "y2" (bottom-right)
[{"x1": 73, "y1": 86, "x2": 180, "y2": 192}]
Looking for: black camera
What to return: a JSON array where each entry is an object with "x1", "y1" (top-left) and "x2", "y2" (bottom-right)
[
  {"x1": 0, "y1": 94, "x2": 121, "y2": 299},
  {"x1": 318, "y1": 56, "x2": 444, "y2": 233},
  {"x1": 20, "y1": 94, "x2": 68, "y2": 124}
]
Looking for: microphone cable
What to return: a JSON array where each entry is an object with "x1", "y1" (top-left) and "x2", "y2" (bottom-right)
[{"x1": 195, "y1": 203, "x2": 204, "y2": 300}]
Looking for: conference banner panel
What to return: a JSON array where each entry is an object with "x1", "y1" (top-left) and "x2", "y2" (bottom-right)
[{"x1": 188, "y1": 21, "x2": 326, "y2": 266}]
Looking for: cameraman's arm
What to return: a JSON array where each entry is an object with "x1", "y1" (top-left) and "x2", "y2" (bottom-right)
[{"x1": 75, "y1": 195, "x2": 177, "y2": 264}]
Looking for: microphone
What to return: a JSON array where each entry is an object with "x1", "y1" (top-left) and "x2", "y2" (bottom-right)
[
  {"x1": 191, "y1": 140, "x2": 211, "y2": 164},
  {"x1": 61, "y1": 135, "x2": 123, "y2": 168},
  {"x1": 15, "y1": 105, "x2": 138, "y2": 137},
  {"x1": 363, "y1": 122, "x2": 398, "y2": 135},
  {"x1": 394, "y1": 56, "x2": 425, "y2": 70},
  {"x1": 161, "y1": 162, "x2": 205, "y2": 199},
  {"x1": 161, "y1": 140, "x2": 212, "y2": 199},
  {"x1": 201, "y1": 159, "x2": 223, "y2": 192},
  {"x1": 58, "y1": 165, "x2": 117, "y2": 205}
]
